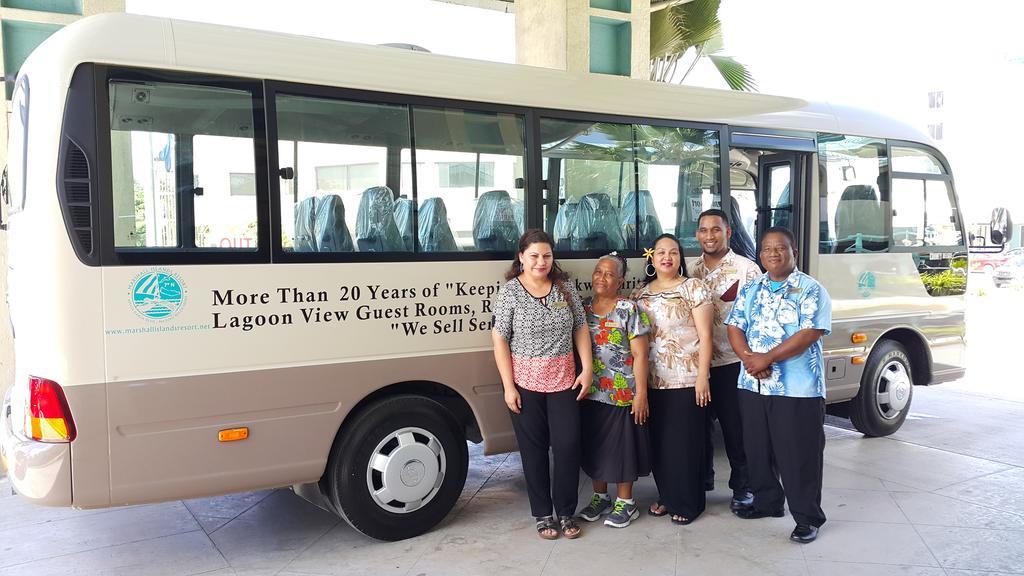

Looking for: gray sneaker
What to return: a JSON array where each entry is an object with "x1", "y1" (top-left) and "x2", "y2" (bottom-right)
[
  {"x1": 579, "y1": 494, "x2": 613, "y2": 522},
  {"x1": 604, "y1": 499, "x2": 639, "y2": 528}
]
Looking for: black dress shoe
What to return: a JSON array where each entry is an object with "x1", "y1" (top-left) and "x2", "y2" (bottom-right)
[
  {"x1": 730, "y1": 491, "x2": 754, "y2": 511},
  {"x1": 790, "y1": 524, "x2": 818, "y2": 543},
  {"x1": 732, "y1": 506, "x2": 785, "y2": 519}
]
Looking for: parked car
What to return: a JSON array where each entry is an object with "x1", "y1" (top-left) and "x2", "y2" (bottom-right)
[
  {"x1": 993, "y1": 254, "x2": 1024, "y2": 287},
  {"x1": 971, "y1": 247, "x2": 1024, "y2": 273}
]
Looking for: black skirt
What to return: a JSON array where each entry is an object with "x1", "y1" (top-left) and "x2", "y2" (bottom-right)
[
  {"x1": 649, "y1": 387, "x2": 707, "y2": 519},
  {"x1": 580, "y1": 399, "x2": 652, "y2": 483}
]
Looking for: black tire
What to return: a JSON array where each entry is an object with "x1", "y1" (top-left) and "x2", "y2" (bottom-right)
[
  {"x1": 849, "y1": 340, "x2": 914, "y2": 437},
  {"x1": 325, "y1": 395, "x2": 468, "y2": 541}
]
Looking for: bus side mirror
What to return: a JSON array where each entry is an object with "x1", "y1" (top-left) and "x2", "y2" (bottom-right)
[{"x1": 990, "y1": 206, "x2": 1012, "y2": 245}]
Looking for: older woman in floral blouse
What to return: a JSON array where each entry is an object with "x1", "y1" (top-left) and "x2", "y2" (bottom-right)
[{"x1": 577, "y1": 253, "x2": 651, "y2": 529}]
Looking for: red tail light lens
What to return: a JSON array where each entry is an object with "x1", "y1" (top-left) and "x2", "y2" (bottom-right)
[{"x1": 26, "y1": 376, "x2": 76, "y2": 442}]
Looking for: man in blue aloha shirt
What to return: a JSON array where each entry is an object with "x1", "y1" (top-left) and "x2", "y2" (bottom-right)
[{"x1": 725, "y1": 226, "x2": 832, "y2": 544}]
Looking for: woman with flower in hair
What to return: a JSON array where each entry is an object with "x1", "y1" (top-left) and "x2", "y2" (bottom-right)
[
  {"x1": 634, "y1": 233, "x2": 714, "y2": 525},
  {"x1": 576, "y1": 252, "x2": 652, "y2": 529}
]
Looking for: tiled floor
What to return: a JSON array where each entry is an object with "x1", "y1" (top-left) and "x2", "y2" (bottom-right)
[{"x1": 2, "y1": 382, "x2": 1022, "y2": 576}]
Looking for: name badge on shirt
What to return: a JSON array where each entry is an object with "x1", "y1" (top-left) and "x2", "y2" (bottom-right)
[
  {"x1": 787, "y1": 287, "x2": 803, "y2": 295},
  {"x1": 723, "y1": 267, "x2": 737, "y2": 275},
  {"x1": 552, "y1": 301, "x2": 568, "y2": 310}
]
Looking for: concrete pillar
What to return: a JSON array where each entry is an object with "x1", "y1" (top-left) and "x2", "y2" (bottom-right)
[{"x1": 516, "y1": 0, "x2": 650, "y2": 79}]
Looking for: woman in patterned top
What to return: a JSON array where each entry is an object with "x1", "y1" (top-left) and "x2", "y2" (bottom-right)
[
  {"x1": 491, "y1": 229, "x2": 593, "y2": 540},
  {"x1": 635, "y1": 233, "x2": 714, "y2": 525},
  {"x1": 577, "y1": 253, "x2": 652, "y2": 529}
]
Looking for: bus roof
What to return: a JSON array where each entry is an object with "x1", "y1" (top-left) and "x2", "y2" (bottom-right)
[{"x1": 27, "y1": 13, "x2": 930, "y2": 144}]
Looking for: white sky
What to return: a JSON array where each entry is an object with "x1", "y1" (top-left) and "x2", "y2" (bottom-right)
[{"x1": 126, "y1": 0, "x2": 1024, "y2": 222}]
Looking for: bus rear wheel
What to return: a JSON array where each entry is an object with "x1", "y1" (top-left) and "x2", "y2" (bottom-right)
[
  {"x1": 325, "y1": 395, "x2": 468, "y2": 541},
  {"x1": 849, "y1": 340, "x2": 914, "y2": 437}
]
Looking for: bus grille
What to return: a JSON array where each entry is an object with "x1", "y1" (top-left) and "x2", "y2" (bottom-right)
[
  {"x1": 65, "y1": 146, "x2": 89, "y2": 180},
  {"x1": 61, "y1": 140, "x2": 93, "y2": 256}
]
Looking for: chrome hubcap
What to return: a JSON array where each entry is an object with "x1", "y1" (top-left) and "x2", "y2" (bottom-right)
[
  {"x1": 876, "y1": 360, "x2": 911, "y2": 419},
  {"x1": 366, "y1": 426, "x2": 445, "y2": 514}
]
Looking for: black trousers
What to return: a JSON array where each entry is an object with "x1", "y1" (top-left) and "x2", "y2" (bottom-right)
[
  {"x1": 737, "y1": 389, "x2": 826, "y2": 527},
  {"x1": 649, "y1": 387, "x2": 706, "y2": 519},
  {"x1": 704, "y1": 362, "x2": 749, "y2": 494},
  {"x1": 510, "y1": 385, "x2": 581, "y2": 518}
]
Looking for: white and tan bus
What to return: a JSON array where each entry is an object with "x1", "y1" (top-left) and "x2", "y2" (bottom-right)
[{"x1": 0, "y1": 14, "x2": 967, "y2": 541}]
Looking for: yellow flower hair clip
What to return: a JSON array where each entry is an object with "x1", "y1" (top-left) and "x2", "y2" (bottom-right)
[{"x1": 643, "y1": 247, "x2": 656, "y2": 278}]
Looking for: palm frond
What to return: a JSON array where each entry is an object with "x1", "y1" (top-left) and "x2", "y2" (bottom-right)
[
  {"x1": 650, "y1": 7, "x2": 684, "y2": 60},
  {"x1": 708, "y1": 54, "x2": 758, "y2": 92},
  {"x1": 648, "y1": 0, "x2": 757, "y2": 91},
  {"x1": 702, "y1": 30, "x2": 725, "y2": 55},
  {"x1": 675, "y1": 0, "x2": 722, "y2": 48}
]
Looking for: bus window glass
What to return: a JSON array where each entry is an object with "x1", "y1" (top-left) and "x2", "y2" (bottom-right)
[
  {"x1": 892, "y1": 179, "x2": 925, "y2": 247},
  {"x1": 109, "y1": 81, "x2": 257, "y2": 249},
  {"x1": 768, "y1": 164, "x2": 791, "y2": 229},
  {"x1": 193, "y1": 133, "x2": 259, "y2": 249},
  {"x1": 729, "y1": 167, "x2": 757, "y2": 254},
  {"x1": 275, "y1": 95, "x2": 411, "y2": 252},
  {"x1": 541, "y1": 119, "x2": 632, "y2": 251},
  {"x1": 892, "y1": 178, "x2": 962, "y2": 248},
  {"x1": 541, "y1": 120, "x2": 719, "y2": 252},
  {"x1": 925, "y1": 179, "x2": 963, "y2": 247},
  {"x1": 634, "y1": 124, "x2": 720, "y2": 253},
  {"x1": 411, "y1": 107, "x2": 525, "y2": 252},
  {"x1": 817, "y1": 135, "x2": 889, "y2": 254},
  {"x1": 892, "y1": 146, "x2": 944, "y2": 174},
  {"x1": 109, "y1": 124, "x2": 177, "y2": 248},
  {"x1": 7, "y1": 76, "x2": 28, "y2": 212}
]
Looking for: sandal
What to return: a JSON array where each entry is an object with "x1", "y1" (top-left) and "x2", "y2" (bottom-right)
[
  {"x1": 647, "y1": 502, "x2": 668, "y2": 517},
  {"x1": 670, "y1": 514, "x2": 694, "y2": 526},
  {"x1": 559, "y1": 516, "x2": 581, "y2": 539},
  {"x1": 535, "y1": 516, "x2": 559, "y2": 540}
]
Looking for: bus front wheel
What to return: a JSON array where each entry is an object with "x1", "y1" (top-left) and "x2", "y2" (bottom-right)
[
  {"x1": 325, "y1": 395, "x2": 468, "y2": 541},
  {"x1": 849, "y1": 340, "x2": 914, "y2": 437}
]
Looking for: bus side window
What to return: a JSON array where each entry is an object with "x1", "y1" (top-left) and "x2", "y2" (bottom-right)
[
  {"x1": 539, "y1": 120, "x2": 719, "y2": 253},
  {"x1": 633, "y1": 125, "x2": 720, "y2": 253},
  {"x1": 412, "y1": 107, "x2": 526, "y2": 253},
  {"x1": 275, "y1": 95, "x2": 412, "y2": 253},
  {"x1": 817, "y1": 134, "x2": 890, "y2": 254},
  {"x1": 540, "y1": 119, "x2": 632, "y2": 251},
  {"x1": 109, "y1": 81, "x2": 258, "y2": 250}
]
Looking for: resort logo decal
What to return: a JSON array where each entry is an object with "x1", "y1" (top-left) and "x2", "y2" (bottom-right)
[
  {"x1": 129, "y1": 268, "x2": 187, "y2": 321},
  {"x1": 857, "y1": 271, "x2": 876, "y2": 298}
]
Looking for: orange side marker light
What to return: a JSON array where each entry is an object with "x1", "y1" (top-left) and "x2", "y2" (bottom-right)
[{"x1": 218, "y1": 427, "x2": 249, "y2": 442}]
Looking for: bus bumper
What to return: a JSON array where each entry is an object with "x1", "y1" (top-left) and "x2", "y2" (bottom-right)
[{"x1": 0, "y1": 389, "x2": 73, "y2": 506}]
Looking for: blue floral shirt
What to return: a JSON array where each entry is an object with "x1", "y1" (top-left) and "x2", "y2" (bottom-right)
[{"x1": 724, "y1": 270, "x2": 832, "y2": 398}]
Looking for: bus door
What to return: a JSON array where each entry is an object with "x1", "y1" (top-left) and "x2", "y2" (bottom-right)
[
  {"x1": 758, "y1": 151, "x2": 798, "y2": 238},
  {"x1": 728, "y1": 131, "x2": 816, "y2": 269}
]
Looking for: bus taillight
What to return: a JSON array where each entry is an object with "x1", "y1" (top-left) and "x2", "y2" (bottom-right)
[{"x1": 26, "y1": 376, "x2": 76, "y2": 442}]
